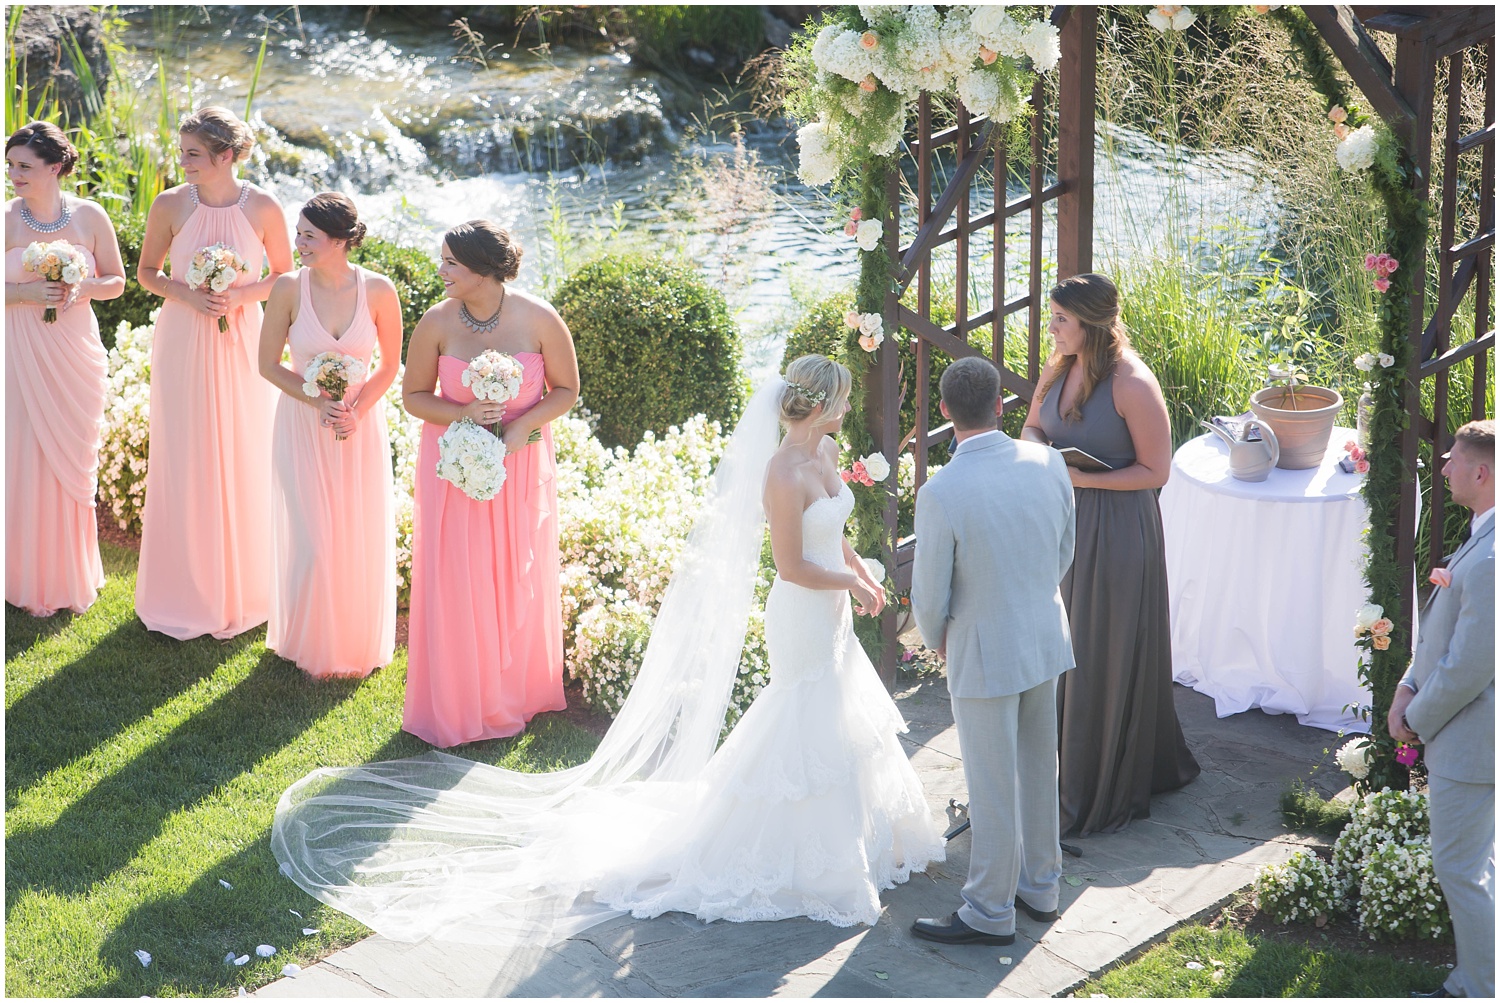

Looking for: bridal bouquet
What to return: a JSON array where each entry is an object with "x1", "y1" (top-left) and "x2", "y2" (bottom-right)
[
  {"x1": 460, "y1": 349, "x2": 525, "y2": 436},
  {"x1": 21, "y1": 239, "x2": 88, "y2": 322},
  {"x1": 302, "y1": 351, "x2": 368, "y2": 441},
  {"x1": 436, "y1": 418, "x2": 507, "y2": 501},
  {"x1": 185, "y1": 242, "x2": 249, "y2": 332}
]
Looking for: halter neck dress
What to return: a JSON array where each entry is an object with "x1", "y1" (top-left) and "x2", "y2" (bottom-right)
[
  {"x1": 1040, "y1": 367, "x2": 1200, "y2": 836},
  {"x1": 267, "y1": 267, "x2": 395, "y2": 677},
  {"x1": 402, "y1": 352, "x2": 566, "y2": 747},
  {"x1": 135, "y1": 182, "x2": 278, "y2": 639},
  {"x1": 5, "y1": 222, "x2": 108, "y2": 616}
]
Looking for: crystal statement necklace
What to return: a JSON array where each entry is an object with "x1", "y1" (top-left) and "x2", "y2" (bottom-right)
[
  {"x1": 459, "y1": 287, "x2": 505, "y2": 335},
  {"x1": 20, "y1": 199, "x2": 71, "y2": 233}
]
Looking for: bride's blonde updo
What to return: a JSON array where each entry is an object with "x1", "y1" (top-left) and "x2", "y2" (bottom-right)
[{"x1": 779, "y1": 354, "x2": 851, "y2": 425}]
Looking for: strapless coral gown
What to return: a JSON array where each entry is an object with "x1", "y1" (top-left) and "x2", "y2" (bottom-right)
[
  {"x1": 5, "y1": 243, "x2": 108, "y2": 616},
  {"x1": 403, "y1": 353, "x2": 565, "y2": 747},
  {"x1": 267, "y1": 267, "x2": 396, "y2": 678},
  {"x1": 135, "y1": 183, "x2": 277, "y2": 640}
]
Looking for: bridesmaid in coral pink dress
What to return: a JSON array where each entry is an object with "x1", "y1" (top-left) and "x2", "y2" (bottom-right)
[
  {"x1": 259, "y1": 193, "x2": 402, "y2": 677},
  {"x1": 134, "y1": 107, "x2": 292, "y2": 639},
  {"x1": 4, "y1": 123, "x2": 126, "y2": 616},
  {"x1": 401, "y1": 220, "x2": 580, "y2": 747}
]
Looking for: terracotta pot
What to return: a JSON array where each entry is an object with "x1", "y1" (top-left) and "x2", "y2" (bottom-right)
[{"x1": 1249, "y1": 385, "x2": 1344, "y2": 469}]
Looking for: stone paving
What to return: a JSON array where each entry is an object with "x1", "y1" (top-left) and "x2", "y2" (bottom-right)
[{"x1": 257, "y1": 680, "x2": 1348, "y2": 999}]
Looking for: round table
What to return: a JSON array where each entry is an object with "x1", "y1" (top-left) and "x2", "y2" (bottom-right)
[{"x1": 1159, "y1": 427, "x2": 1372, "y2": 733}]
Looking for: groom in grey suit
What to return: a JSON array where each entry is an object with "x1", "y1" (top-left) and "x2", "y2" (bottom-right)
[
  {"x1": 909, "y1": 356, "x2": 1077, "y2": 946},
  {"x1": 1390, "y1": 419, "x2": 1495, "y2": 999}
]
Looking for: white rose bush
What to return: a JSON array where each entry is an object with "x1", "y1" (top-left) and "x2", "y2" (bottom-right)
[{"x1": 1253, "y1": 787, "x2": 1449, "y2": 941}]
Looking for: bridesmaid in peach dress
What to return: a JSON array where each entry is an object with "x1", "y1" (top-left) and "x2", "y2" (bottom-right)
[
  {"x1": 259, "y1": 193, "x2": 402, "y2": 677},
  {"x1": 401, "y1": 220, "x2": 579, "y2": 747},
  {"x1": 134, "y1": 107, "x2": 292, "y2": 640},
  {"x1": 4, "y1": 122, "x2": 126, "y2": 616}
]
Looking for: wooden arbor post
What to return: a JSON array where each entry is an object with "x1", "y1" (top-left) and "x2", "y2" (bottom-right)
[{"x1": 868, "y1": 6, "x2": 1098, "y2": 686}]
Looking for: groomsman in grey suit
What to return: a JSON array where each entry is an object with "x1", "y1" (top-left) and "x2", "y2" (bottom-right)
[
  {"x1": 1389, "y1": 419, "x2": 1495, "y2": 999},
  {"x1": 909, "y1": 356, "x2": 1077, "y2": 946}
]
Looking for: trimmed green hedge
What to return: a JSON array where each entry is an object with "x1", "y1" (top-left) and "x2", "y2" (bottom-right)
[
  {"x1": 91, "y1": 213, "x2": 153, "y2": 349},
  {"x1": 556, "y1": 253, "x2": 744, "y2": 449},
  {"x1": 349, "y1": 236, "x2": 444, "y2": 359}
]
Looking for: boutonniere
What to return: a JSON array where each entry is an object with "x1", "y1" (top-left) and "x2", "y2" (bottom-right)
[{"x1": 1429, "y1": 567, "x2": 1453, "y2": 589}]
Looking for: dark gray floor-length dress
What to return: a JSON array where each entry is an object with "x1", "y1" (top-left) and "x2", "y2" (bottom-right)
[{"x1": 1041, "y1": 369, "x2": 1200, "y2": 837}]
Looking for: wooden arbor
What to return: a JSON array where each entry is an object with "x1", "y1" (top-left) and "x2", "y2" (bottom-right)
[{"x1": 866, "y1": 5, "x2": 1495, "y2": 683}]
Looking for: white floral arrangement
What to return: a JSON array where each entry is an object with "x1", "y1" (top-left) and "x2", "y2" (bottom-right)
[
  {"x1": 21, "y1": 239, "x2": 89, "y2": 322},
  {"x1": 1334, "y1": 736, "x2": 1373, "y2": 780},
  {"x1": 184, "y1": 242, "x2": 249, "y2": 332},
  {"x1": 1146, "y1": 5, "x2": 1196, "y2": 32},
  {"x1": 1330, "y1": 787, "x2": 1429, "y2": 901},
  {"x1": 1251, "y1": 850, "x2": 1339, "y2": 925},
  {"x1": 302, "y1": 351, "x2": 367, "y2": 441},
  {"x1": 1354, "y1": 351, "x2": 1395, "y2": 372},
  {"x1": 792, "y1": 6, "x2": 1060, "y2": 189},
  {"x1": 460, "y1": 349, "x2": 525, "y2": 435},
  {"x1": 97, "y1": 316, "x2": 157, "y2": 533},
  {"x1": 1356, "y1": 837, "x2": 1448, "y2": 940},
  {"x1": 435, "y1": 419, "x2": 507, "y2": 501},
  {"x1": 1335, "y1": 123, "x2": 1379, "y2": 172},
  {"x1": 844, "y1": 310, "x2": 884, "y2": 352}
]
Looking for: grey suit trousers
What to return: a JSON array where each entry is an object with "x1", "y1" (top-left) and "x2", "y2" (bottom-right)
[
  {"x1": 1429, "y1": 774, "x2": 1495, "y2": 998},
  {"x1": 951, "y1": 678, "x2": 1062, "y2": 936}
]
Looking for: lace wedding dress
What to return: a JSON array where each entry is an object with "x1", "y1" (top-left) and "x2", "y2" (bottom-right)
[{"x1": 272, "y1": 381, "x2": 943, "y2": 943}]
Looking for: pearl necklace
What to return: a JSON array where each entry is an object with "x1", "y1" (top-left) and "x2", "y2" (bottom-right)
[{"x1": 20, "y1": 199, "x2": 71, "y2": 233}]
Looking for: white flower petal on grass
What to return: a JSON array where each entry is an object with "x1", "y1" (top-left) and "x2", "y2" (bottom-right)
[
  {"x1": 998, "y1": 956, "x2": 1013, "y2": 966},
  {"x1": 134, "y1": 950, "x2": 152, "y2": 967},
  {"x1": 255, "y1": 944, "x2": 277, "y2": 958},
  {"x1": 218, "y1": 879, "x2": 233, "y2": 890},
  {"x1": 224, "y1": 952, "x2": 237, "y2": 964},
  {"x1": 288, "y1": 910, "x2": 302, "y2": 919},
  {"x1": 1185, "y1": 961, "x2": 1205, "y2": 970},
  {"x1": 301, "y1": 928, "x2": 320, "y2": 936},
  {"x1": 281, "y1": 964, "x2": 302, "y2": 977},
  {"x1": 234, "y1": 955, "x2": 251, "y2": 966}
]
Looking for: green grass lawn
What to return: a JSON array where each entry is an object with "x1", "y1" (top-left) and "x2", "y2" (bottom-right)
[
  {"x1": 5, "y1": 540, "x2": 601, "y2": 998},
  {"x1": 1076, "y1": 925, "x2": 1450, "y2": 998}
]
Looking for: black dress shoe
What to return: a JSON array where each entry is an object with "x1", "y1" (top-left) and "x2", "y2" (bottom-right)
[
  {"x1": 911, "y1": 912, "x2": 1015, "y2": 946},
  {"x1": 1016, "y1": 897, "x2": 1059, "y2": 923},
  {"x1": 1410, "y1": 988, "x2": 1454, "y2": 998}
]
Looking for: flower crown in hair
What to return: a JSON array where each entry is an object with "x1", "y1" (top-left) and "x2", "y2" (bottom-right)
[{"x1": 786, "y1": 381, "x2": 827, "y2": 404}]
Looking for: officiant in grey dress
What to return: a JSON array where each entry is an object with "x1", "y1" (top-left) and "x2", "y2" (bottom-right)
[
  {"x1": 909, "y1": 356, "x2": 1077, "y2": 946},
  {"x1": 1022, "y1": 273, "x2": 1199, "y2": 837}
]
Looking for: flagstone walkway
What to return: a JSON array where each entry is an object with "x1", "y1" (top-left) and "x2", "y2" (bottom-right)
[{"x1": 256, "y1": 680, "x2": 1347, "y2": 998}]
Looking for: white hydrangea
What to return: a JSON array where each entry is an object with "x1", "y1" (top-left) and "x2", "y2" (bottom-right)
[
  {"x1": 1020, "y1": 21, "x2": 1061, "y2": 73},
  {"x1": 858, "y1": 4, "x2": 907, "y2": 24},
  {"x1": 813, "y1": 26, "x2": 877, "y2": 84},
  {"x1": 797, "y1": 120, "x2": 840, "y2": 187},
  {"x1": 1335, "y1": 124, "x2": 1379, "y2": 171},
  {"x1": 940, "y1": 9, "x2": 982, "y2": 72},
  {"x1": 957, "y1": 70, "x2": 1002, "y2": 120},
  {"x1": 1335, "y1": 737, "x2": 1373, "y2": 780},
  {"x1": 971, "y1": 6, "x2": 1025, "y2": 58}
]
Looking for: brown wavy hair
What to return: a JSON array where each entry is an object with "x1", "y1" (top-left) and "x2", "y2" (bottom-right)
[
  {"x1": 1036, "y1": 273, "x2": 1131, "y2": 423},
  {"x1": 6, "y1": 121, "x2": 79, "y2": 176}
]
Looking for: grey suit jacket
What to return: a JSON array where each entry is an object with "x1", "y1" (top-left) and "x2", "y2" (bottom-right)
[
  {"x1": 1400, "y1": 513, "x2": 1495, "y2": 785},
  {"x1": 911, "y1": 432, "x2": 1077, "y2": 699}
]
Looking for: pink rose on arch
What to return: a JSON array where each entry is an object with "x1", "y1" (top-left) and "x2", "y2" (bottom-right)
[
  {"x1": 1333, "y1": 122, "x2": 1351, "y2": 140},
  {"x1": 1375, "y1": 277, "x2": 1391, "y2": 293},
  {"x1": 1364, "y1": 254, "x2": 1378, "y2": 271},
  {"x1": 1395, "y1": 744, "x2": 1421, "y2": 765},
  {"x1": 1354, "y1": 457, "x2": 1371, "y2": 473},
  {"x1": 1373, "y1": 634, "x2": 1391, "y2": 650},
  {"x1": 845, "y1": 311, "x2": 862, "y2": 329},
  {"x1": 844, "y1": 220, "x2": 859, "y2": 237},
  {"x1": 859, "y1": 75, "x2": 878, "y2": 93},
  {"x1": 979, "y1": 46, "x2": 998, "y2": 65},
  {"x1": 1328, "y1": 105, "x2": 1348, "y2": 124},
  {"x1": 849, "y1": 207, "x2": 862, "y2": 222},
  {"x1": 1370, "y1": 617, "x2": 1393, "y2": 636},
  {"x1": 860, "y1": 30, "x2": 879, "y2": 51}
]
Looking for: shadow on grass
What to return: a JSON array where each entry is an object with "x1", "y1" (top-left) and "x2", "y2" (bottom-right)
[
  {"x1": 5, "y1": 621, "x2": 260, "y2": 808},
  {"x1": 5, "y1": 603, "x2": 81, "y2": 658},
  {"x1": 6, "y1": 649, "x2": 367, "y2": 899}
]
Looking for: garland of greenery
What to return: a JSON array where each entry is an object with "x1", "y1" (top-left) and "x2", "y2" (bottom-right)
[{"x1": 1271, "y1": 5, "x2": 1429, "y2": 792}]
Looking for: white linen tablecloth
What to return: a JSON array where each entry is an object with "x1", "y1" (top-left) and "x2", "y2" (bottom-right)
[{"x1": 1160, "y1": 427, "x2": 1372, "y2": 733}]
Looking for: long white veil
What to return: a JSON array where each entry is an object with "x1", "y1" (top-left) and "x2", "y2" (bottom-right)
[{"x1": 271, "y1": 378, "x2": 788, "y2": 944}]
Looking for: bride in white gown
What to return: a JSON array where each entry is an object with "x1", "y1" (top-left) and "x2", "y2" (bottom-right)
[{"x1": 272, "y1": 354, "x2": 944, "y2": 943}]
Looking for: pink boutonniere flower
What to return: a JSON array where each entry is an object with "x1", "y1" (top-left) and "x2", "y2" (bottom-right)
[
  {"x1": 1395, "y1": 744, "x2": 1420, "y2": 766},
  {"x1": 1429, "y1": 567, "x2": 1453, "y2": 589}
]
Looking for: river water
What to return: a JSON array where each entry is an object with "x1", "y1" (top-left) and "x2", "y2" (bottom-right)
[{"x1": 120, "y1": 8, "x2": 1277, "y2": 381}]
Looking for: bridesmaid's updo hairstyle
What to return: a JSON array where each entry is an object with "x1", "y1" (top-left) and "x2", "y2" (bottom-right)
[
  {"x1": 443, "y1": 220, "x2": 522, "y2": 282},
  {"x1": 5, "y1": 121, "x2": 79, "y2": 176},
  {"x1": 779, "y1": 354, "x2": 851, "y2": 425},
  {"x1": 301, "y1": 192, "x2": 366, "y2": 249},
  {"x1": 1039, "y1": 272, "x2": 1132, "y2": 423},
  {"x1": 178, "y1": 106, "x2": 255, "y2": 162}
]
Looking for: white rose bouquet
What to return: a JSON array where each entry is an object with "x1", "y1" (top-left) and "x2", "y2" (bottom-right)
[
  {"x1": 184, "y1": 242, "x2": 249, "y2": 332},
  {"x1": 21, "y1": 239, "x2": 89, "y2": 323},
  {"x1": 460, "y1": 349, "x2": 525, "y2": 436},
  {"x1": 436, "y1": 418, "x2": 508, "y2": 501},
  {"x1": 301, "y1": 351, "x2": 368, "y2": 441}
]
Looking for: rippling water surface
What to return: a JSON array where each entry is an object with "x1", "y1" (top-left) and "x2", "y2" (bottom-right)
[{"x1": 122, "y1": 9, "x2": 1277, "y2": 380}]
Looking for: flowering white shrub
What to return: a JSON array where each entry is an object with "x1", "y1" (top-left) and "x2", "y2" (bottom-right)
[
  {"x1": 1330, "y1": 787, "x2": 1429, "y2": 899},
  {"x1": 381, "y1": 373, "x2": 423, "y2": 604},
  {"x1": 1356, "y1": 838, "x2": 1448, "y2": 940},
  {"x1": 1251, "y1": 850, "x2": 1339, "y2": 924},
  {"x1": 97, "y1": 316, "x2": 156, "y2": 533}
]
